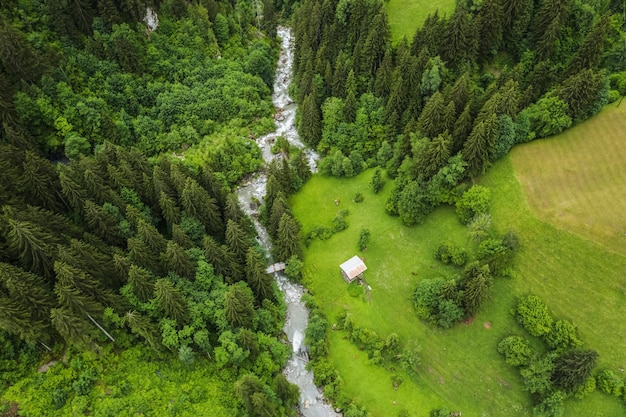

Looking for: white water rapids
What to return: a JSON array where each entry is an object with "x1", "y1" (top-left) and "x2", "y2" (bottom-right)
[{"x1": 236, "y1": 27, "x2": 341, "y2": 417}]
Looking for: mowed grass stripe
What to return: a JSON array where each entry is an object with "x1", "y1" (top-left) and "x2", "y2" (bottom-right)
[{"x1": 511, "y1": 102, "x2": 626, "y2": 255}]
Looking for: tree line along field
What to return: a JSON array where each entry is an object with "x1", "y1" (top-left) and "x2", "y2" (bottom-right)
[{"x1": 290, "y1": 150, "x2": 626, "y2": 415}]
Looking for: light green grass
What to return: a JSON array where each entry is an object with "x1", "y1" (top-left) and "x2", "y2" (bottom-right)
[
  {"x1": 291, "y1": 164, "x2": 626, "y2": 416},
  {"x1": 384, "y1": 0, "x2": 456, "y2": 42},
  {"x1": 511, "y1": 101, "x2": 626, "y2": 256}
]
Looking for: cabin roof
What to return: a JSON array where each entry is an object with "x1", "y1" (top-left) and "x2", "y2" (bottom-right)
[{"x1": 339, "y1": 255, "x2": 367, "y2": 280}]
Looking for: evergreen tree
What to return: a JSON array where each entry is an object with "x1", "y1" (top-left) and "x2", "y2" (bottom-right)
[
  {"x1": 462, "y1": 113, "x2": 498, "y2": 177},
  {"x1": 343, "y1": 70, "x2": 357, "y2": 123},
  {"x1": 172, "y1": 224, "x2": 195, "y2": 250},
  {"x1": 552, "y1": 349, "x2": 599, "y2": 393},
  {"x1": 128, "y1": 236, "x2": 161, "y2": 275},
  {"x1": 476, "y1": 0, "x2": 504, "y2": 62},
  {"x1": 418, "y1": 131, "x2": 451, "y2": 180},
  {"x1": 50, "y1": 307, "x2": 90, "y2": 345},
  {"x1": 441, "y1": 4, "x2": 477, "y2": 70},
  {"x1": 374, "y1": 49, "x2": 393, "y2": 98},
  {"x1": 128, "y1": 264, "x2": 156, "y2": 302},
  {"x1": 565, "y1": 13, "x2": 610, "y2": 77},
  {"x1": 245, "y1": 248, "x2": 275, "y2": 302},
  {"x1": 161, "y1": 241, "x2": 195, "y2": 280},
  {"x1": 181, "y1": 177, "x2": 223, "y2": 237},
  {"x1": 20, "y1": 151, "x2": 63, "y2": 212},
  {"x1": 224, "y1": 281, "x2": 256, "y2": 329},
  {"x1": 59, "y1": 169, "x2": 87, "y2": 214},
  {"x1": 57, "y1": 239, "x2": 119, "y2": 288},
  {"x1": 159, "y1": 191, "x2": 181, "y2": 227},
  {"x1": 462, "y1": 263, "x2": 492, "y2": 316},
  {"x1": 125, "y1": 310, "x2": 160, "y2": 349},
  {"x1": 83, "y1": 200, "x2": 123, "y2": 245},
  {"x1": 0, "y1": 295, "x2": 44, "y2": 342},
  {"x1": 363, "y1": 11, "x2": 391, "y2": 75},
  {"x1": 203, "y1": 235, "x2": 241, "y2": 282},
  {"x1": 3, "y1": 214, "x2": 56, "y2": 279},
  {"x1": 274, "y1": 213, "x2": 302, "y2": 261},
  {"x1": 299, "y1": 92, "x2": 322, "y2": 147},
  {"x1": 54, "y1": 261, "x2": 121, "y2": 310},
  {"x1": 154, "y1": 278, "x2": 189, "y2": 324},
  {"x1": 137, "y1": 220, "x2": 167, "y2": 256},
  {"x1": 226, "y1": 219, "x2": 252, "y2": 263},
  {"x1": 417, "y1": 91, "x2": 445, "y2": 138},
  {"x1": 556, "y1": 69, "x2": 606, "y2": 121}
]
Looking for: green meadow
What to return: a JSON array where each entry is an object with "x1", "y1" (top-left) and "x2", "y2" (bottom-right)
[
  {"x1": 291, "y1": 157, "x2": 626, "y2": 415},
  {"x1": 384, "y1": 0, "x2": 456, "y2": 42}
]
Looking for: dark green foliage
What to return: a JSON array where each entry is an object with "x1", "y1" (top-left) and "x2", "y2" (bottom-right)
[
  {"x1": 160, "y1": 241, "x2": 195, "y2": 280},
  {"x1": 245, "y1": 249, "x2": 275, "y2": 303},
  {"x1": 357, "y1": 228, "x2": 370, "y2": 251},
  {"x1": 224, "y1": 282, "x2": 256, "y2": 329},
  {"x1": 434, "y1": 241, "x2": 469, "y2": 266},
  {"x1": 154, "y1": 278, "x2": 188, "y2": 325},
  {"x1": 545, "y1": 320, "x2": 583, "y2": 351},
  {"x1": 461, "y1": 262, "x2": 492, "y2": 316},
  {"x1": 370, "y1": 168, "x2": 384, "y2": 194},
  {"x1": 551, "y1": 349, "x2": 599, "y2": 393},
  {"x1": 274, "y1": 213, "x2": 302, "y2": 261}
]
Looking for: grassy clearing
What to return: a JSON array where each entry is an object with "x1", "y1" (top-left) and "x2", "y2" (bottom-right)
[
  {"x1": 384, "y1": 0, "x2": 456, "y2": 42},
  {"x1": 291, "y1": 161, "x2": 626, "y2": 416},
  {"x1": 511, "y1": 101, "x2": 626, "y2": 256}
]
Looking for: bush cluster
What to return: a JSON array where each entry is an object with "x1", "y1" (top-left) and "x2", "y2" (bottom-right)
[{"x1": 434, "y1": 241, "x2": 469, "y2": 266}]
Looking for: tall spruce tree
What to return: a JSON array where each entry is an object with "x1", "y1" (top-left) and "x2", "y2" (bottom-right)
[{"x1": 154, "y1": 278, "x2": 189, "y2": 324}]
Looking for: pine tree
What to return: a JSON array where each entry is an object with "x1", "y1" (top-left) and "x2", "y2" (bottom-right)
[
  {"x1": 343, "y1": 70, "x2": 357, "y2": 123},
  {"x1": 268, "y1": 192, "x2": 290, "y2": 238},
  {"x1": 159, "y1": 191, "x2": 181, "y2": 226},
  {"x1": 565, "y1": 13, "x2": 610, "y2": 78},
  {"x1": 226, "y1": 220, "x2": 251, "y2": 263},
  {"x1": 556, "y1": 69, "x2": 606, "y2": 121},
  {"x1": 128, "y1": 236, "x2": 161, "y2": 275},
  {"x1": 476, "y1": 0, "x2": 504, "y2": 62},
  {"x1": 59, "y1": 169, "x2": 87, "y2": 214},
  {"x1": 181, "y1": 177, "x2": 223, "y2": 237},
  {"x1": 462, "y1": 263, "x2": 492, "y2": 315},
  {"x1": 154, "y1": 278, "x2": 189, "y2": 324},
  {"x1": 3, "y1": 215, "x2": 56, "y2": 279},
  {"x1": 274, "y1": 214, "x2": 302, "y2": 261},
  {"x1": 245, "y1": 248, "x2": 275, "y2": 302},
  {"x1": 58, "y1": 239, "x2": 119, "y2": 288},
  {"x1": 20, "y1": 151, "x2": 63, "y2": 212},
  {"x1": 299, "y1": 92, "x2": 322, "y2": 147},
  {"x1": 224, "y1": 194, "x2": 252, "y2": 234},
  {"x1": 224, "y1": 281, "x2": 256, "y2": 328},
  {"x1": 203, "y1": 235, "x2": 239, "y2": 281},
  {"x1": 417, "y1": 91, "x2": 445, "y2": 139},
  {"x1": 54, "y1": 261, "x2": 121, "y2": 310},
  {"x1": 441, "y1": 4, "x2": 477, "y2": 70},
  {"x1": 50, "y1": 307, "x2": 90, "y2": 345},
  {"x1": 363, "y1": 11, "x2": 391, "y2": 75},
  {"x1": 128, "y1": 264, "x2": 155, "y2": 302},
  {"x1": 374, "y1": 49, "x2": 393, "y2": 98},
  {"x1": 137, "y1": 220, "x2": 167, "y2": 256},
  {"x1": 125, "y1": 310, "x2": 160, "y2": 349},
  {"x1": 161, "y1": 241, "x2": 195, "y2": 280},
  {"x1": 418, "y1": 131, "x2": 451, "y2": 180},
  {"x1": 83, "y1": 200, "x2": 123, "y2": 245},
  {"x1": 172, "y1": 224, "x2": 195, "y2": 249},
  {"x1": 462, "y1": 113, "x2": 498, "y2": 177},
  {"x1": 552, "y1": 349, "x2": 599, "y2": 392}
]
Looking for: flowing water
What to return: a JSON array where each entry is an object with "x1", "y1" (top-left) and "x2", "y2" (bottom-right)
[{"x1": 236, "y1": 27, "x2": 341, "y2": 417}]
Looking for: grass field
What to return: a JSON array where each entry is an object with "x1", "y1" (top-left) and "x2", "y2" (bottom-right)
[
  {"x1": 511, "y1": 101, "x2": 626, "y2": 257},
  {"x1": 291, "y1": 160, "x2": 626, "y2": 415},
  {"x1": 384, "y1": 0, "x2": 456, "y2": 42}
]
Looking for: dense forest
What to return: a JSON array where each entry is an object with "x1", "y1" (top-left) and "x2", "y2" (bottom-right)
[
  {"x1": 292, "y1": 0, "x2": 626, "y2": 226},
  {"x1": 0, "y1": 0, "x2": 309, "y2": 415},
  {"x1": 1, "y1": 0, "x2": 625, "y2": 415}
]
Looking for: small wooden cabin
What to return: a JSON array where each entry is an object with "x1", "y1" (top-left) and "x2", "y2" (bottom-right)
[{"x1": 339, "y1": 256, "x2": 367, "y2": 283}]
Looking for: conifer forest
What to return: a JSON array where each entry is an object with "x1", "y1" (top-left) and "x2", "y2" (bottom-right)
[{"x1": 0, "y1": 0, "x2": 625, "y2": 416}]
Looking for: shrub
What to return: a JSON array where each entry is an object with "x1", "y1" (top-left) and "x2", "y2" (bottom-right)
[
  {"x1": 332, "y1": 210, "x2": 349, "y2": 232},
  {"x1": 353, "y1": 192, "x2": 364, "y2": 203},
  {"x1": 370, "y1": 168, "x2": 384, "y2": 194},
  {"x1": 357, "y1": 228, "x2": 370, "y2": 251},
  {"x1": 434, "y1": 241, "x2": 469, "y2": 266},
  {"x1": 573, "y1": 376, "x2": 596, "y2": 400},
  {"x1": 515, "y1": 295, "x2": 554, "y2": 337},
  {"x1": 456, "y1": 185, "x2": 490, "y2": 224},
  {"x1": 498, "y1": 335, "x2": 534, "y2": 367},
  {"x1": 545, "y1": 320, "x2": 582, "y2": 351},
  {"x1": 284, "y1": 255, "x2": 303, "y2": 281},
  {"x1": 596, "y1": 369, "x2": 625, "y2": 396},
  {"x1": 477, "y1": 237, "x2": 514, "y2": 276}
]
